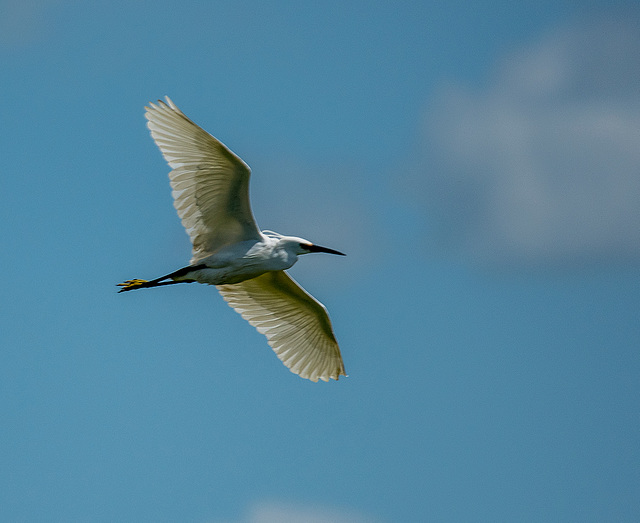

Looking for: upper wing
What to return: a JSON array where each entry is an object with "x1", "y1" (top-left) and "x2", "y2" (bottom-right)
[
  {"x1": 217, "y1": 271, "x2": 346, "y2": 382},
  {"x1": 145, "y1": 97, "x2": 262, "y2": 262}
]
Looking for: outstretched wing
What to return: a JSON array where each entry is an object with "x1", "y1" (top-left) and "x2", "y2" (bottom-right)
[
  {"x1": 217, "y1": 271, "x2": 346, "y2": 382},
  {"x1": 145, "y1": 97, "x2": 261, "y2": 263}
]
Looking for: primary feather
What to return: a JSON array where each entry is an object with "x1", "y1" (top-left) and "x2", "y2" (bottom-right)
[
  {"x1": 217, "y1": 271, "x2": 345, "y2": 382},
  {"x1": 145, "y1": 97, "x2": 261, "y2": 263}
]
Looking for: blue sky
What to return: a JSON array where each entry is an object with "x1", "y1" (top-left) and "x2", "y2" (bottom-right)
[{"x1": 1, "y1": 1, "x2": 639, "y2": 522}]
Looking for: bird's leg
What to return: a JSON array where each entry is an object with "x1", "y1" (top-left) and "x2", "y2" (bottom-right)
[
  {"x1": 117, "y1": 264, "x2": 207, "y2": 293},
  {"x1": 117, "y1": 278, "x2": 185, "y2": 292},
  {"x1": 117, "y1": 278, "x2": 151, "y2": 291}
]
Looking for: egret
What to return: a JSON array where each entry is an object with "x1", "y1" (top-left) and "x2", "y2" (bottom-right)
[{"x1": 118, "y1": 97, "x2": 346, "y2": 382}]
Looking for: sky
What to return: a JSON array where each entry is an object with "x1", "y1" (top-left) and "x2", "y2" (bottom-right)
[{"x1": 1, "y1": 1, "x2": 639, "y2": 522}]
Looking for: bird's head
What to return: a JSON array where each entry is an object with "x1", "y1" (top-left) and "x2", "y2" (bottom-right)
[{"x1": 278, "y1": 235, "x2": 346, "y2": 257}]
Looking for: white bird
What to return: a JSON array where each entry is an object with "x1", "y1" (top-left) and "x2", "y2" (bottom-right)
[{"x1": 118, "y1": 97, "x2": 346, "y2": 382}]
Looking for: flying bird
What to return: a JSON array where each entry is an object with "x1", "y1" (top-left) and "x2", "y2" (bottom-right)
[{"x1": 118, "y1": 97, "x2": 346, "y2": 382}]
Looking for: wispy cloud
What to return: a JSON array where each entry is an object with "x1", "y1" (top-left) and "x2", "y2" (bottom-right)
[
  {"x1": 0, "y1": 0, "x2": 56, "y2": 48},
  {"x1": 214, "y1": 499, "x2": 379, "y2": 523},
  {"x1": 416, "y1": 14, "x2": 640, "y2": 268}
]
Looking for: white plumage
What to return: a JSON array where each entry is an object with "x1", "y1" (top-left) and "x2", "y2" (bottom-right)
[{"x1": 119, "y1": 97, "x2": 346, "y2": 382}]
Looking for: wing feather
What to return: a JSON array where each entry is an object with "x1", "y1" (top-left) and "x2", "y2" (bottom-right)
[
  {"x1": 217, "y1": 271, "x2": 346, "y2": 382},
  {"x1": 145, "y1": 97, "x2": 261, "y2": 262}
]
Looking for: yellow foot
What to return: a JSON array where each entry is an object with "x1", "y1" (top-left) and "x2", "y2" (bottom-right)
[{"x1": 117, "y1": 279, "x2": 149, "y2": 292}]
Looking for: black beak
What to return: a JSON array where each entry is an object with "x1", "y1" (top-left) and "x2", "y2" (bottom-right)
[{"x1": 308, "y1": 244, "x2": 346, "y2": 256}]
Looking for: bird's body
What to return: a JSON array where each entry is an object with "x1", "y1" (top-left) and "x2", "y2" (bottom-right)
[
  {"x1": 119, "y1": 97, "x2": 346, "y2": 382},
  {"x1": 158, "y1": 233, "x2": 330, "y2": 286}
]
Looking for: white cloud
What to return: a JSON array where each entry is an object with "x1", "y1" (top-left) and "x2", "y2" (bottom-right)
[
  {"x1": 0, "y1": 0, "x2": 56, "y2": 48},
  {"x1": 214, "y1": 499, "x2": 379, "y2": 523},
  {"x1": 418, "y1": 14, "x2": 640, "y2": 268}
]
